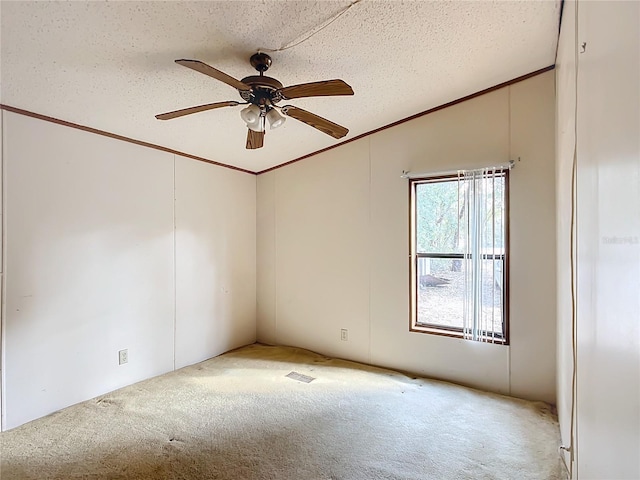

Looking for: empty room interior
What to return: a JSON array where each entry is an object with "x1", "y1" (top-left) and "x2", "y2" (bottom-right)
[{"x1": 0, "y1": 1, "x2": 638, "y2": 479}]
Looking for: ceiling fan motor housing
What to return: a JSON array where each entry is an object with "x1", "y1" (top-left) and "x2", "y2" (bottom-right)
[
  {"x1": 239, "y1": 75, "x2": 284, "y2": 106},
  {"x1": 240, "y1": 52, "x2": 284, "y2": 107}
]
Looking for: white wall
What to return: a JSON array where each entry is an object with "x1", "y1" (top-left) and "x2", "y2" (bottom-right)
[
  {"x1": 556, "y1": 1, "x2": 640, "y2": 478},
  {"x1": 1, "y1": 112, "x2": 256, "y2": 430},
  {"x1": 257, "y1": 71, "x2": 557, "y2": 402},
  {"x1": 175, "y1": 156, "x2": 256, "y2": 368}
]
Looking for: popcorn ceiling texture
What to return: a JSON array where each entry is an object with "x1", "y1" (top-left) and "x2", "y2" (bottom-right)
[{"x1": 0, "y1": 1, "x2": 560, "y2": 172}]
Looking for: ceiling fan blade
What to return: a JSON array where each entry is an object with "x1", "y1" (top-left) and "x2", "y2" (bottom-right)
[
  {"x1": 246, "y1": 129, "x2": 265, "y2": 149},
  {"x1": 175, "y1": 59, "x2": 251, "y2": 91},
  {"x1": 281, "y1": 105, "x2": 349, "y2": 139},
  {"x1": 278, "y1": 79, "x2": 354, "y2": 100},
  {"x1": 156, "y1": 101, "x2": 239, "y2": 120}
]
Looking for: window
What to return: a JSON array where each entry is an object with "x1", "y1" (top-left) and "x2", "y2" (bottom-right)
[{"x1": 409, "y1": 168, "x2": 509, "y2": 344}]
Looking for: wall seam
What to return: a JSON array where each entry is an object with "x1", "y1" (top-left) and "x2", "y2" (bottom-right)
[
  {"x1": 172, "y1": 154, "x2": 177, "y2": 370},
  {"x1": 255, "y1": 178, "x2": 258, "y2": 343},
  {"x1": 273, "y1": 173, "x2": 278, "y2": 345},
  {"x1": 0, "y1": 110, "x2": 6, "y2": 431},
  {"x1": 368, "y1": 136, "x2": 372, "y2": 364},
  {"x1": 507, "y1": 84, "x2": 512, "y2": 397}
]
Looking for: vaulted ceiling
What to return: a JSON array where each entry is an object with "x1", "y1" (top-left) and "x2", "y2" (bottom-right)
[{"x1": 0, "y1": 1, "x2": 561, "y2": 173}]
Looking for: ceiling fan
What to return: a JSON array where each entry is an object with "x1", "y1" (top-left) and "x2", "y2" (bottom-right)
[{"x1": 156, "y1": 52, "x2": 354, "y2": 149}]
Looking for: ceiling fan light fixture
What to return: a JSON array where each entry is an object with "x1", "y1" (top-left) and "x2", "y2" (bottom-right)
[
  {"x1": 266, "y1": 108, "x2": 286, "y2": 130},
  {"x1": 156, "y1": 54, "x2": 353, "y2": 150},
  {"x1": 240, "y1": 104, "x2": 261, "y2": 126},
  {"x1": 247, "y1": 115, "x2": 265, "y2": 132}
]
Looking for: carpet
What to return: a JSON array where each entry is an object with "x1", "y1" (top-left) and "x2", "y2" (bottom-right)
[{"x1": 0, "y1": 344, "x2": 564, "y2": 479}]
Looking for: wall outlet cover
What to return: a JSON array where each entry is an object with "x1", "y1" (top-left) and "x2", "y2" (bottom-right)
[{"x1": 118, "y1": 349, "x2": 128, "y2": 365}]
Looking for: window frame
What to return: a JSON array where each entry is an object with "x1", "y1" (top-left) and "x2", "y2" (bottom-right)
[{"x1": 408, "y1": 172, "x2": 510, "y2": 344}]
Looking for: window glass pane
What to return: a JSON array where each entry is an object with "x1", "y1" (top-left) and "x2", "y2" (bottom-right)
[
  {"x1": 416, "y1": 258, "x2": 463, "y2": 328},
  {"x1": 415, "y1": 181, "x2": 462, "y2": 254},
  {"x1": 416, "y1": 257, "x2": 504, "y2": 336}
]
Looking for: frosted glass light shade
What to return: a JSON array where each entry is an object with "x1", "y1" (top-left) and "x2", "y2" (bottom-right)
[
  {"x1": 266, "y1": 109, "x2": 286, "y2": 130},
  {"x1": 240, "y1": 105, "x2": 261, "y2": 126},
  {"x1": 247, "y1": 116, "x2": 264, "y2": 132}
]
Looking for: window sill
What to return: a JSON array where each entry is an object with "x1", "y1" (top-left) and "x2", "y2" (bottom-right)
[{"x1": 410, "y1": 324, "x2": 508, "y2": 345}]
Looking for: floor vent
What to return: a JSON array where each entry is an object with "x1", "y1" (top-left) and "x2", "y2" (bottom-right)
[{"x1": 286, "y1": 371, "x2": 315, "y2": 383}]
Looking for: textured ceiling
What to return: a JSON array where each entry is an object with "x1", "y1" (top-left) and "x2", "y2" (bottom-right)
[{"x1": 1, "y1": 1, "x2": 560, "y2": 173}]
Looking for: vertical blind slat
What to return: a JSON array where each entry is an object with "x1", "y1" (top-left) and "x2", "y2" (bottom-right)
[{"x1": 459, "y1": 167, "x2": 505, "y2": 342}]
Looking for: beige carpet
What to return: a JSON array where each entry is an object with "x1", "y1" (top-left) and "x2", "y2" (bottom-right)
[{"x1": 0, "y1": 344, "x2": 563, "y2": 479}]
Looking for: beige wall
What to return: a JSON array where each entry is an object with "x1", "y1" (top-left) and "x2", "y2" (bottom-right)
[
  {"x1": 556, "y1": 1, "x2": 640, "y2": 478},
  {"x1": 257, "y1": 71, "x2": 557, "y2": 402},
  {"x1": 1, "y1": 112, "x2": 256, "y2": 430}
]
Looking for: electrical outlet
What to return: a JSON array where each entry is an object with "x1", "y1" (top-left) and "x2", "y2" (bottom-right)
[
  {"x1": 118, "y1": 349, "x2": 128, "y2": 365},
  {"x1": 341, "y1": 329, "x2": 348, "y2": 341}
]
